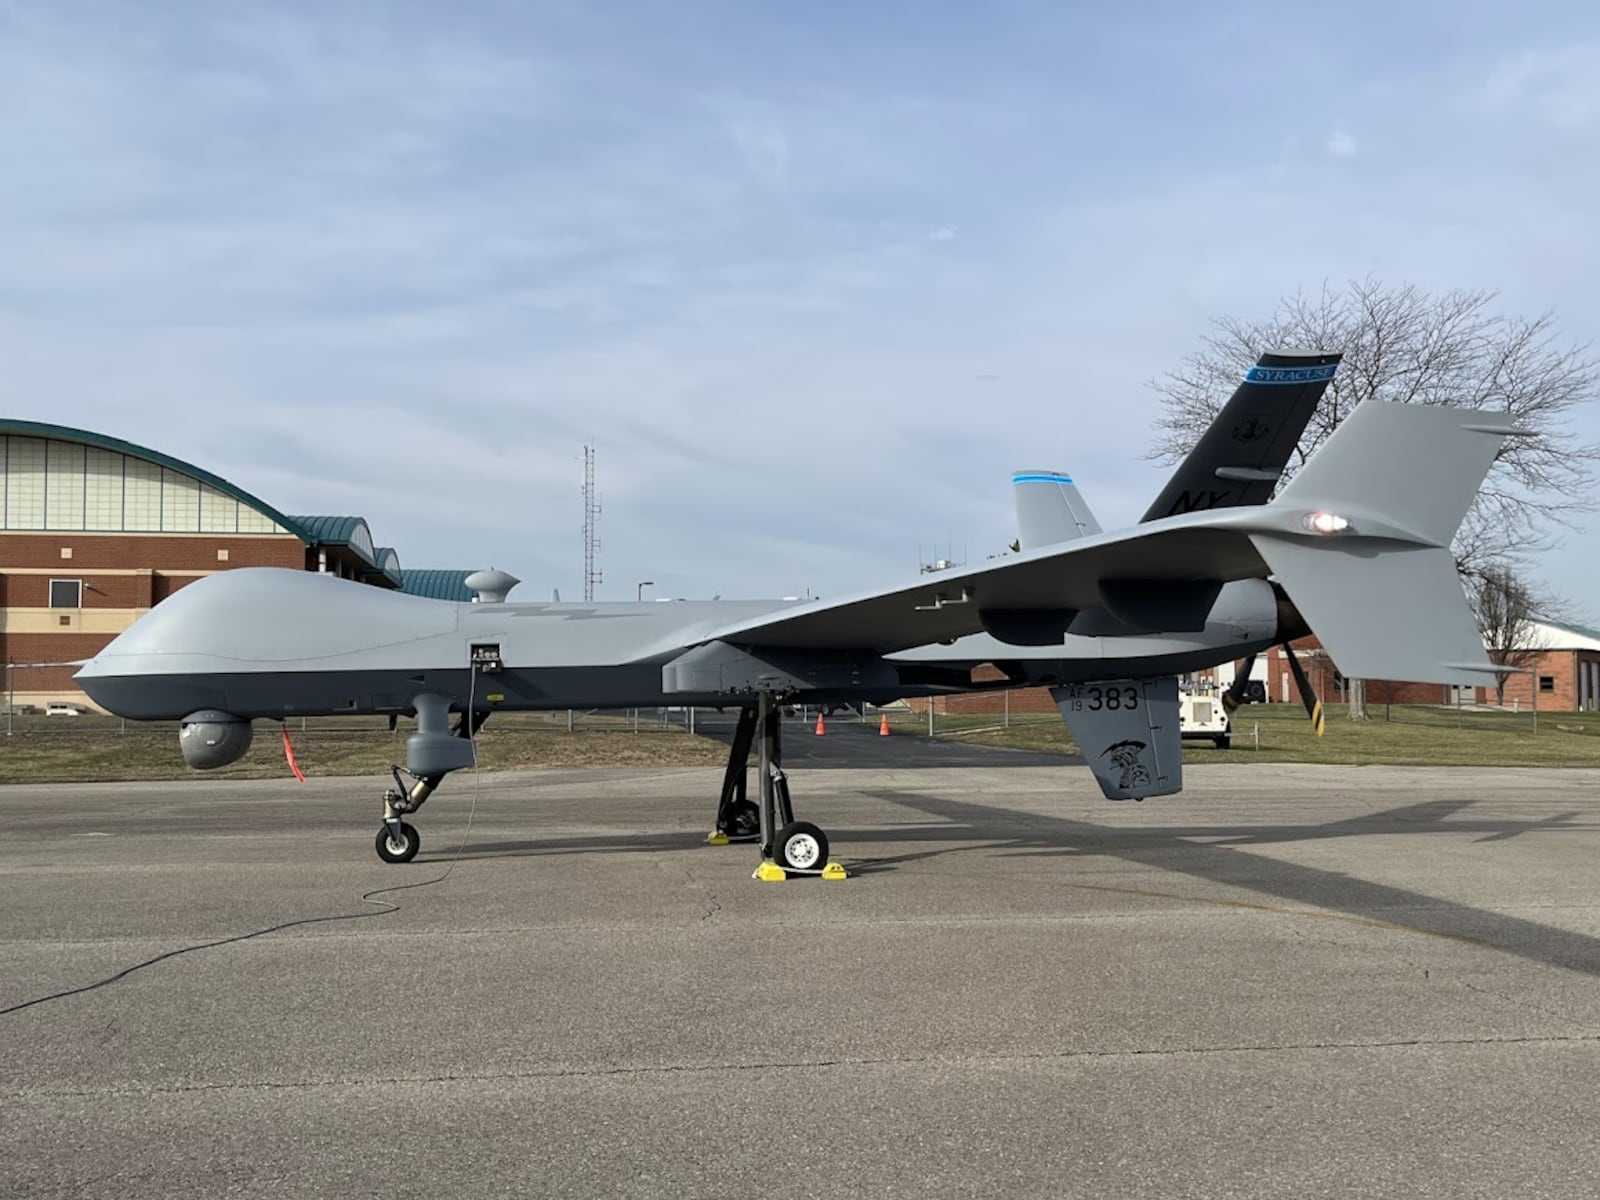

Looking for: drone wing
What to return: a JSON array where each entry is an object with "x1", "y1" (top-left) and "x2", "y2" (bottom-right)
[{"x1": 661, "y1": 401, "x2": 1511, "y2": 689}]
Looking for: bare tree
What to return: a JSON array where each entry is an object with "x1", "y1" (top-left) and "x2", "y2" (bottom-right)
[
  {"x1": 1149, "y1": 278, "x2": 1600, "y2": 578},
  {"x1": 1471, "y1": 565, "x2": 1556, "y2": 706},
  {"x1": 1347, "y1": 676, "x2": 1368, "y2": 721},
  {"x1": 1151, "y1": 279, "x2": 1599, "y2": 719}
]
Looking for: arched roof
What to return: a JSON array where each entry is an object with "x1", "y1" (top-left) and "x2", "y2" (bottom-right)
[
  {"x1": 2, "y1": 421, "x2": 407, "y2": 588},
  {"x1": 374, "y1": 546, "x2": 402, "y2": 585},
  {"x1": 0, "y1": 418, "x2": 310, "y2": 540},
  {"x1": 287, "y1": 515, "x2": 376, "y2": 564},
  {"x1": 400, "y1": 569, "x2": 478, "y2": 602}
]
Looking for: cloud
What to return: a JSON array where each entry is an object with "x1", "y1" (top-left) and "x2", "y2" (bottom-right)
[
  {"x1": 0, "y1": 4, "x2": 1596, "y2": 611},
  {"x1": 1482, "y1": 42, "x2": 1600, "y2": 131},
  {"x1": 711, "y1": 102, "x2": 792, "y2": 191},
  {"x1": 1325, "y1": 131, "x2": 1359, "y2": 157}
]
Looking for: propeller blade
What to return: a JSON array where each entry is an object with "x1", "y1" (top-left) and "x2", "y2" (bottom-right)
[
  {"x1": 1282, "y1": 645, "x2": 1325, "y2": 736},
  {"x1": 1222, "y1": 655, "x2": 1257, "y2": 715}
]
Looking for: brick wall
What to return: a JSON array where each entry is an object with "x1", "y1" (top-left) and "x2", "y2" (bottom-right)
[
  {"x1": 0, "y1": 532, "x2": 302, "y2": 572},
  {"x1": 898, "y1": 640, "x2": 1599, "y2": 715},
  {"x1": 904, "y1": 663, "x2": 1059, "y2": 715},
  {"x1": 5, "y1": 661, "x2": 87, "y2": 694},
  {"x1": 908, "y1": 687, "x2": 1058, "y2": 715},
  {"x1": 1268, "y1": 637, "x2": 1596, "y2": 711},
  {"x1": 0, "y1": 533, "x2": 306, "y2": 709},
  {"x1": 1361, "y1": 679, "x2": 1455, "y2": 706},
  {"x1": 1491, "y1": 649, "x2": 1582, "y2": 711},
  {"x1": 2, "y1": 573, "x2": 157, "y2": 608}
]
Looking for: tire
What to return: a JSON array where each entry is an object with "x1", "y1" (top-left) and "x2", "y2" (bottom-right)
[
  {"x1": 773, "y1": 821, "x2": 829, "y2": 872},
  {"x1": 1213, "y1": 736, "x2": 1231, "y2": 750},
  {"x1": 727, "y1": 799, "x2": 760, "y2": 840},
  {"x1": 376, "y1": 821, "x2": 421, "y2": 864}
]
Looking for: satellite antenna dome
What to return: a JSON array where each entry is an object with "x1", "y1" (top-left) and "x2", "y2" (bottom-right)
[{"x1": 464, "y1": 568, "x2": 520, "y2": 603}]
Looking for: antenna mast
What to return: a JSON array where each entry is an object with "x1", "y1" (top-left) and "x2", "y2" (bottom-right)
[{"x1": 581, "y1": 444, "x2": 603, "y2": 601}]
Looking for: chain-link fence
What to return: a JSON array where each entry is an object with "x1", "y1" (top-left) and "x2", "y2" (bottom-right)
[
  {"x1": 1, "y1": 708, "x2": 727, "y2": 738},
  {"x1": 1334, "y1": 698, "x2": 1570, "y2": 736}
]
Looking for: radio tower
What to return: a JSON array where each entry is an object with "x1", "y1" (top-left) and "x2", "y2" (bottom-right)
[{"x1": 581, "y1": 444, "x2": 602, "y2": 601}]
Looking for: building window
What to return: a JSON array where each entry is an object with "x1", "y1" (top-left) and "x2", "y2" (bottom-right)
[
  {"x1": 48, "y1": 579, "x2": 82, "y2": 608},
  {"x1": 1539, "y1": 676, "x2": 1555, "y2": 693}
]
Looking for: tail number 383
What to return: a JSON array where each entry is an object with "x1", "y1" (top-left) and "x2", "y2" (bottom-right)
[{"x1": 1071, "y1": 685, "x2": 1140, "y2": 711}]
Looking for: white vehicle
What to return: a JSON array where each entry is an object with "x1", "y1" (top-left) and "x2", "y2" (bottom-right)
[
  {"x1": 1177, "y1": 686, "x2": 1231, "y2": 749},
  {"x1": 44, "y1": 701, "x2": 83, "y2": 717}
]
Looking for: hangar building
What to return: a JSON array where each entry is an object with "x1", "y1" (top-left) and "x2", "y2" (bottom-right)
[{"x1": 0, "y1": 420, "x2": 409, "y2": 711}]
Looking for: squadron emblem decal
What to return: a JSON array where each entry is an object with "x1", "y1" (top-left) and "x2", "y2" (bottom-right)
[
  {"x1": 1101, "y1": 739, "x2": 1151, "y2": 790},
  {"x1": 1232, "y1": 416, "x2": 1270, "y2": 444}
]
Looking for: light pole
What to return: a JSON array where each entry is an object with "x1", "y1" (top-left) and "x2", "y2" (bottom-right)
[{"x1": 630, "y1": 584, "x2": 651, "y2": 732}]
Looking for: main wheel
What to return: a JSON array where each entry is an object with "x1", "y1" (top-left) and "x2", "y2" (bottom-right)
[
  {"x1": 1213, "y1": 735, "x2": 1231, "y2": 749},
  {"x1": 726, "y1": 799, "x2": 760, "y2": 840},
  {"x1": 773, "y1": 820, "x2": 828, "y2": 873},
  {"x1": 375, "y1": 821, "x2": 421, "y2": 863}
]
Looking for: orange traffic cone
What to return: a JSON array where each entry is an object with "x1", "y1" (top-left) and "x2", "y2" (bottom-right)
[
  {"x1": 879, "y1": 712, "x2": 891, "y2": 737},
  {"x1": 815, "y1": 711, "x2": 826, "y2": 736}
]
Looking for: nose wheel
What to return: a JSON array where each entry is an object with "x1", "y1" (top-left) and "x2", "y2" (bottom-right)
[{"x1": 376, "y1": 820, "x2": 420, "y2": 863}]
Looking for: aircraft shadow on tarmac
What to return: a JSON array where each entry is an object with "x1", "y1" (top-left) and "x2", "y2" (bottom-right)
[
  {"x1": 692, "y1": 712, "x2": 1086, "y2": 770},
  {"x1": 441, "y1": 792, "x2": 1600, "y2": 980}
]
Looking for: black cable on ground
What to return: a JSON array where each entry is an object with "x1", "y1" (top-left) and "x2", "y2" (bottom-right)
[
  {"x1": 1, "y1": 668, "x2": 487, "y2": 1020},
  {"x1": 2, "y1": 875, "x2": 432, "y2": 1018}
]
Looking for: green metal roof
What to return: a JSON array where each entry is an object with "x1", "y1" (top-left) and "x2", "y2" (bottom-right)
[
  {"x1": 2, "y1": 420, "x2": 417, "y2": 584},
  {"x1": 400, "y1": 569, "x2": 477, "y2": 602},
  {"x1": 373, "y1": 546, "x2": 403, "y2": 585},
  {"x1": 286, "y1": 515, "x2": 376, "y2": 564},
  {"x1": 0, "y1": 418, "x2": 312, "y2": 541}
]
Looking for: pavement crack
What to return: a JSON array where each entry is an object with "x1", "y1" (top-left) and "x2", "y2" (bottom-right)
[
  {"x1": 11, "y1": 1032, "x2": 1600, "y2": 1102},
  {"x1": 680, "y1": 864, "x2": 722, "y2": 922},
  {"x1": 653, "y1": 853, "x2": 721, "y2": 923},
  {"x1": 1458, "y1": 978, "x2": 1583, "y2": 1029}
]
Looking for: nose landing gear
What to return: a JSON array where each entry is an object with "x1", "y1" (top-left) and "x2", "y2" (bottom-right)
[{"x1": 371, "y1": 692, "x2": 480, "y2": 864}]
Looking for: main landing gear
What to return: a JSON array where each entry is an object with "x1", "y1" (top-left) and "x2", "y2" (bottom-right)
[
  {"x1": 708, "y1": 706, "x2": 762, "y2": 844},
  {"x1": 709, "y1": 693, "x2": 846, "y2": 881},
  {"x1": 369, "y1": 688, "x2": 840, "y2": 879}
]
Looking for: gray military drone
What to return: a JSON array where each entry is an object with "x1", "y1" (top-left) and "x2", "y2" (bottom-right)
[{"x1": 76, "y1": 353, "x2": 1511, "y2": 876}]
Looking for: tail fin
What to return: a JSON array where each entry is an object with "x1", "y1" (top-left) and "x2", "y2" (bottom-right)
[
  {"x1": 1012, "y1": 471, "x2": 1103, "y2": 549},
  {"x1": 1141, "y1": 349, "x2": 1340, "y2": 522},
  {"x1": 1272, "y1": 400, "x2": 1511, "y2": 547},
  {"x1": 1252, "y1": 400, "x2": 1519, "y2": 685}
]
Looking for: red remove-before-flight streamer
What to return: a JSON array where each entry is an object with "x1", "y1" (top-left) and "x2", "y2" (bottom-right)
[{"x1": 280, "y1": 723, "x2": 306, "y2": 783}]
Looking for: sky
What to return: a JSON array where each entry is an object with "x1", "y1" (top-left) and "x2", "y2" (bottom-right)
[{"x1": 2, "y1": 1, "x2": 1599, "y2": 613}]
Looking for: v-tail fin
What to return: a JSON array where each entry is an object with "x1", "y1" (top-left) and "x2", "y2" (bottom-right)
[
  {"x1": 1142, "y1": 349, "x2": 1340, "y2": 522},
  {"x1": 1013, "y1": 471, "x2": 1102, "y2": 549},
  {"x1": 1254, "y1": 400, "x2": 1520, "y2": 685}
]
